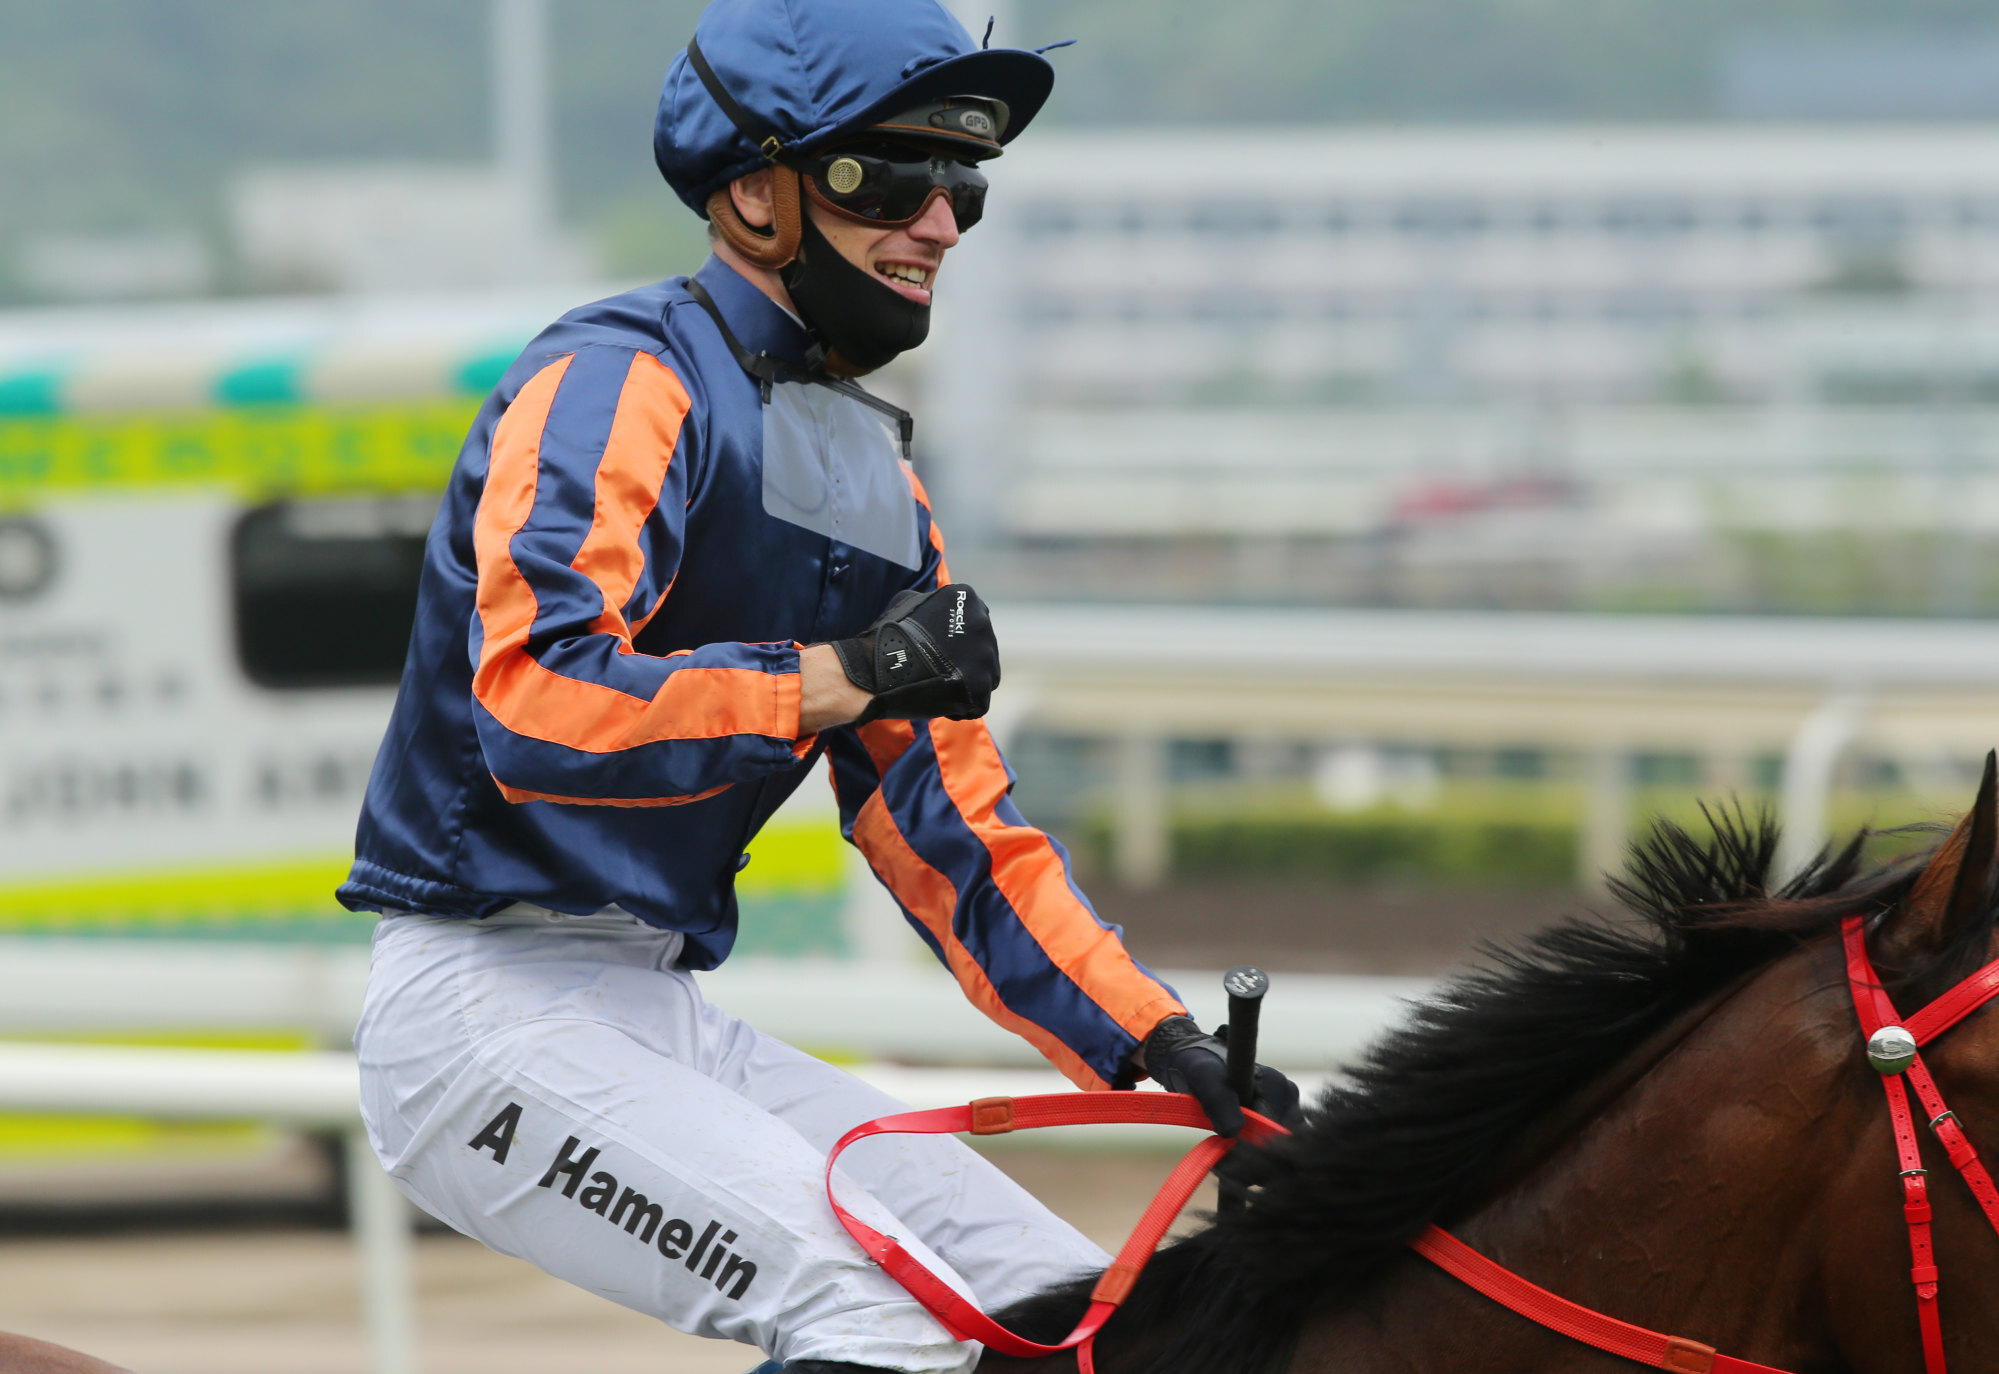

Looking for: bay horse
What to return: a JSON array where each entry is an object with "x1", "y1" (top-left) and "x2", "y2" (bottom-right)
[
  {"x1": 0, "y1": 1331, "x2": 127, "y2": 1373},
  {"x1": 982, "y1": 758, "x2": 1999, "y2": 1373}
]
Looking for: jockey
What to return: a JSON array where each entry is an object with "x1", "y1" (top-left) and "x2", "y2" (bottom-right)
[{"x1": 339, "y1": 1, "x2": 1301, "y2": 1370}]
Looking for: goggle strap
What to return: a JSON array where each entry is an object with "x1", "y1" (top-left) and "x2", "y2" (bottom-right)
[{"x1": 686, "y1": 36, "x2": 799, "y2": 167}]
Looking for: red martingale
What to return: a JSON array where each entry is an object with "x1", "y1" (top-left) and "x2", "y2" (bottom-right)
[
  {"x1": 826, "y1": 1092, "x2": 1287, "y2": 1374},
  {"x1": 836, "y1": 918, "x2": 1999, "y2": 1374}
]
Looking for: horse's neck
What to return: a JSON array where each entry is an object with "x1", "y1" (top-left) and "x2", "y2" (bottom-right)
[{"x1": 1293, "y1": 942, "x2": 1865, "y2": 1373}]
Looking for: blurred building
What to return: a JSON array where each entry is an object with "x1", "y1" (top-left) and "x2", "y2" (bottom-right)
[
  {"x1": 15, "y1": 122, "x2": 1999, "y2": 944},
  {"x1": 229, "y1": 164, "x2": 594, "y2": 294},
  {"x1": 18, "y1": 231, "x2": 216, "y2": 303},
  {"x1": 935, "y1": 127, "x2": 1999, "y2": 612},
  {"x1": 1721, "y1": 33, "x2": 1999, "y2": 120}
]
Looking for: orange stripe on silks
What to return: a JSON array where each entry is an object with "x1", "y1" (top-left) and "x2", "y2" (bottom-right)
[
  {"x1": 480, "y1": 656, "x2": 801, "y2": 750},
  {"x1": 898, "y1": 463, "x2": 951, "y2": 585},
  {"x1": 853, "y1": 791, "x2": 1105, "y2": 1090},
  {"x1": 473, "y1": 357, "x2": 802, "y2": 752},
  {"x1": 858, "y1": 719, "x2": 918, "y2": 781},
  {"x1": 929, "y1": 718, "x2": 1186, "y2": 1042},
  {"x1": 492, "y1": 778, "x2": 731, "y2": 808},
  {"x1": 572, "y1": 353, "x2": 691, "y2": 642}
]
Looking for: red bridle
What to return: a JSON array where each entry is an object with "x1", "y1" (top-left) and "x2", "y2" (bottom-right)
[
  {"x1": 1837, "y1": 913, "x2": 1999, "y2": 1374},
  {"x1": 1408, "y1": 915, "x2": 1999, "y2": 1374},
  {"x1": 832, "y1": 917, "x2": 1999, "y2": 1374}
]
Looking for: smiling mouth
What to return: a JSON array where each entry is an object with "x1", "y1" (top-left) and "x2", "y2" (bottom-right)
[{"x1": 875, "y1": 261, "x2": 933, "y2": 299}]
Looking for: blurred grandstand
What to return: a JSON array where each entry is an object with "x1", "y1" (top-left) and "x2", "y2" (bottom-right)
[
  {"x1": 946, "y1": 126, "x2": 1999, "y2": 618},
  {"x1": 9, "y1": 116, "x2": 1999, "y2": 962},
  {"x1": 0, "y1": 126, "x2": 1995, "y2": 1044}
]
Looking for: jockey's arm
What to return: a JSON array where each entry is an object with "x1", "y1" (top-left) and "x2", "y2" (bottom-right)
[
  {"x1": 471, "y1": 345, "x2": 832, "y2": 806},
  {"x1": 825, "y1": 709, "x2": 1187, "y2": 1091},
  {"x1": 817, "y1": 501, "x2": 1185, "y2": 1089}
]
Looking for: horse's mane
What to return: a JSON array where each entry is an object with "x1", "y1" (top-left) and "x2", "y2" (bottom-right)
[{"x1": 995, "y1": 808, "x2": 1968, "y2": 1374}]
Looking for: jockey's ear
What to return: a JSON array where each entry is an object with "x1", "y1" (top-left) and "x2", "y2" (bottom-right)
[{"x1": 1886, "y1": 749, "x2": 1999, "y2": 966}]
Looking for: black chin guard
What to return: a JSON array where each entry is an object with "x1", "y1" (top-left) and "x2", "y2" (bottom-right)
[{"x1": 781, "y1": 209, "x2": 931, "y2": 375}]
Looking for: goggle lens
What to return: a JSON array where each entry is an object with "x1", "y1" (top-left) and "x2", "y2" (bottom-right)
[{"x1": 806, "y1": 153, "x2": 987, "y2": 232}]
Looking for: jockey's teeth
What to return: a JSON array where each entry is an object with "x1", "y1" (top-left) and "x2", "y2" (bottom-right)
[{"x1": 878, "y1": 263, "x2": 927, "y2": 287}]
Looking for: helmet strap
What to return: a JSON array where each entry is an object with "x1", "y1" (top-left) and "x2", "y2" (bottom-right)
[{"x1": 704, "y1": 164, "x2": 802, "y2": 269}]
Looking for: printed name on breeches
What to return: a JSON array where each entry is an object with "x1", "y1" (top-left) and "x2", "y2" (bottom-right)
[{"x1": 468, "y1": 1101, "x2": 760, "y2": 1300}]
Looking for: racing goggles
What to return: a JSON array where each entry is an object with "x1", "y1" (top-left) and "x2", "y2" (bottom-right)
[{"x1": 802, "y1": 149, "x2": 988, "y2": 232}]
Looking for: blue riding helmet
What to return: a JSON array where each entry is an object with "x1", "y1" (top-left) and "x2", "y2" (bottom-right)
[{"x1": 654, "y1": 0, "x2": 1057, "y2": 216}]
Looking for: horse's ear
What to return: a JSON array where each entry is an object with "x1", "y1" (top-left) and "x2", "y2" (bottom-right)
[{"x1": 1897, "y1": 750, "x2": 1999, "y2": 954}]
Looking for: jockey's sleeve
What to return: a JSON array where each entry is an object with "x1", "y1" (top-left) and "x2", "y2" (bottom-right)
[
  {"x1": 823, "y1": 470, "x2": 1187, "y2": 1090},
  {"x1": 470, "y1": 345, "x2": 815, "y2": 806}
]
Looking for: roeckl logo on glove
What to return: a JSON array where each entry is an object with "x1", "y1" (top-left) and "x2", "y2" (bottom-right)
[{"x1": 948, "y1": 588, "x2": 967, "y2": 636}]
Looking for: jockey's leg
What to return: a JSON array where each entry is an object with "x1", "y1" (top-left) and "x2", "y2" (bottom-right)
[
  {"x1": 696, "y1": 996, "x2": 1108, "y2": 1313},
  {"x1": 357, "y1": 909, "x2": 996, "y2": 1372}
]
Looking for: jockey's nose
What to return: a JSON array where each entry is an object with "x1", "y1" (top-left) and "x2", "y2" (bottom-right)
[{"x1": 907, "y1": 189, "x2": 961, "y2": 250}]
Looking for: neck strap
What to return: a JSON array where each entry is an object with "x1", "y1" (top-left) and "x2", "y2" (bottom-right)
[{"x1": 683, "y1": 276, "x2": 916, "y2": 461}]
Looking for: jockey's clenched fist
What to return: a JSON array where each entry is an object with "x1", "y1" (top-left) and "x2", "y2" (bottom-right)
[
  {"x1": 1141, "y1": 1015, "x2": 1305, "y2": 1137},
  {"x1": 832, "y1": 582, "x2": 999, "y2": 724}
]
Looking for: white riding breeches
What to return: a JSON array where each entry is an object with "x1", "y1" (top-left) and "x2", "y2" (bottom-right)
[{"x1": 355, "y1": 909, "x2": 1109, "y2": 1372}]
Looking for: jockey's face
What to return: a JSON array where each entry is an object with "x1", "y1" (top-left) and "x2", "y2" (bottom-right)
[
  {"x1": 723, "y1": 165, "x2": 960, "y2": 308},
  {"x1": 805, "y1": 186, "x2": 958, "y2": 307}
]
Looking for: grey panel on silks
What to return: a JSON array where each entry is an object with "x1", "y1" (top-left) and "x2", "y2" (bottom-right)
[{"x1": 761, "y1": 381, "x2": 922, "y2": 571}]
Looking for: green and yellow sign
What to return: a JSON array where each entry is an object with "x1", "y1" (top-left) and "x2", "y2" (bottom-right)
[{"x1": 0, "y1": 401, "x2": 481, "y2": 504}]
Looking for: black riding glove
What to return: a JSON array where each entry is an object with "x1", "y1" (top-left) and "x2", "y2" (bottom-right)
[
  {"x1": 831, "y1": 583, "x2": 999, "y2": 725},
  {"x1": 1141, "y1": 1015, "x2": 1304, "y2": 1138}
]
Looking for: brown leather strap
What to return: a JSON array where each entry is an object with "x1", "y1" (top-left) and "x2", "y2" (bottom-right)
[{"x1": 704, "y1": 164, "x2": 801, "y2": 268}]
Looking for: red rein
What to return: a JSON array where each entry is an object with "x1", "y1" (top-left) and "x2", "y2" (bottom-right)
[
  {"x1": 826, "y1": 1093, "x2": 1287, "y2": 1374},
  {"x1": 832, "y1": 918, "x2": 1999, "y2": 1374}
]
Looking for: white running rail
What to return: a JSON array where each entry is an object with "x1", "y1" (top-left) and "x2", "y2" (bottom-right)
[{"x1": 0, "y1": 1044, "x2": 415, "y2": 1374}]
